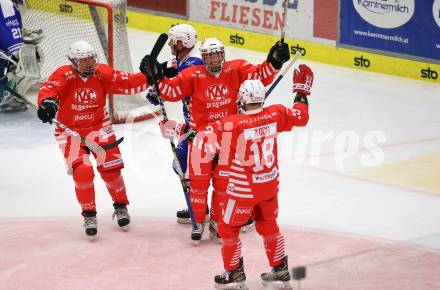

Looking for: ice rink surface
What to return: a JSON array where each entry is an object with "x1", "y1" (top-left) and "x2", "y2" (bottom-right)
[{"x1": 1, "y1": 29, "x2": 440, "y2": 289}]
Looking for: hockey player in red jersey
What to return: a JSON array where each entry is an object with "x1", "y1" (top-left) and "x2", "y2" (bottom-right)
[
  {"x1": 141, "y1": 37, "x2": 290, "y2": 242},
  {"x1": 193, "y1": 64, "x2": 313, "y2": 289},
  {"x1": 36, "y1": 40, "x2": 148, "y2": 239}
]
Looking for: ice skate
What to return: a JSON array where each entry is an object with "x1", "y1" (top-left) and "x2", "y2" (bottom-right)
[
  {"x1": 176, "y1": 208, "x2": 191, "y2": 224},
  {"x1": 240, "y1": 218, "x2": 255, "y2": 233},
  {"x1": 191, "y1": 222, "x2": 205, "y2": 245},
  {"x1": 209, "y1": 220, "x2": 221, "y2": 244},
  {"x1": 261, "y1": 256, "x2": 292, "y2": 289},
  {"x1": 82, "y1": 212, "x2": 97, "y2": 241},
  {"x1": 176, "y1": 207, "x2": 210, "y2": 224},
  {"x1": 112, "y1": 204, "x2": 130, "y2": 231},
  {"x1": 214, "y1": 257, "x2": 247, "y2": 289}
]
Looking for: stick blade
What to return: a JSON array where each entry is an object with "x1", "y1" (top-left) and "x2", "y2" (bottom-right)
[{"x1": 151, "y1": 33, "x2": 168, "y2": 59}]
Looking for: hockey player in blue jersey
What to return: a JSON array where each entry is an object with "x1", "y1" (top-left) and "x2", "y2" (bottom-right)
[
  {"x1": 146, "y1": 24, "x2": 205, "y2": 224},
  {"x1": 0, "y1": 0, "x2": 26, "y2": 112}
]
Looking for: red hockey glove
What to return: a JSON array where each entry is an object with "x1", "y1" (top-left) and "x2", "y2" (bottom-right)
[
  {"x1": 159, "y1": 119, "x2": 186, "y2": 140},
  {"x1": 293, "y1": 64, "x2": 314, "y2": 96}
]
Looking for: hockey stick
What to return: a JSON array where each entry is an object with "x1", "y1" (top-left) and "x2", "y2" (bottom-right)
[
  {"x1": 265, "y1": 0, "x2": 298, "y2": 97},
  {"x1": 0, "y1": 50, "x2": 18, "y2": 65},
  {"x1": 265, "y1": 52, "x2": 301, "y2": 98},
  {"x1": 280, "y1": 0, "x2": 288, "y2": 44},
  {"x1": 143, "y1": 34, "x2": 199, "y2": 231},
  {"x1": 3, "y1": 86, "x2": 122, "y2": 152}
]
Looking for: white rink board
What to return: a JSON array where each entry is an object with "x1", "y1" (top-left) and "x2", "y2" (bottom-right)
[{"x1": 189, "y1": 0, "x2": 316, "y2": 42}]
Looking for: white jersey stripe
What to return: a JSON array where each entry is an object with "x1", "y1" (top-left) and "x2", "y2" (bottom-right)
[
  {"x1": 223, "y1": 199, "x2": 236, "y2": 224},
  {"x1": 226, "y1": 190, "x2": 253, "y2": 199},
  {"x1": 233, "y1": 186, "x2": 252, "y2": 192},
  {"x1": 229, "y1": 178, "x2": 249, "y2": 186},
  {"x1": 228, "y1": 171, "x2": 246, "y2": 179},
  {"x1": 231, "y1": 165, "x2": 245, "y2": 172}
]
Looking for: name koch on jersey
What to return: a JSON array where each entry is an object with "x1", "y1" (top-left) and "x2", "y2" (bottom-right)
[{"x1": 243, "y1": 122, "x2": 277, "y2": 140}]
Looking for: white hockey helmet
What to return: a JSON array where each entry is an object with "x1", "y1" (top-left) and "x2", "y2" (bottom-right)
[
  {"x1": 168, "y1": 24, "x2": 197, "y2": 48},
  {"x1": 238, "y1": 80, "x2": 266, "y2": 113},
  {"x1": 67, "y1": 40, "x2": 97, "y2": 77},
  {"x1": 68, "y1": 40, "x2": 96, "y2": 59},
  {"x1": 199, "y1": 38, "x2": 225, "y2": 74}
]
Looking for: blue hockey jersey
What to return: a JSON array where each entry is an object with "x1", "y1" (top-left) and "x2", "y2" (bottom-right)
[{"x1": 0, "y1": 0, "x2": 23, "y2": 55}]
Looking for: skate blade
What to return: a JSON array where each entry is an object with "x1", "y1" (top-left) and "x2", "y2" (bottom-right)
[
  {"x1": 87, "y1": 235, "x2": 96, "y2": 242},
  {"x1": 121, "y1": 225, "x2": 129, "y2": 232},
  {"x1": 261, "y1": 280, "x2": 292, "y2": 289},
  {"x1": 214, "y1": 282, "x2": 248, "y2": 289},
  {"x1": 240, "y1": 223, "x2": 255, "y2": 233},
  {"x1": 209, "y1": 232, "x2": 222, "y2": 244},
  {"x1": 177, "y1": 218, "x2": 192, "y2": 224}
]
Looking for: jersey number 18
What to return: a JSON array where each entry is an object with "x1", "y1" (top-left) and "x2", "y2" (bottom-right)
[{"x1": 250, "y1": 139, "x2": 275, "y2": 172}]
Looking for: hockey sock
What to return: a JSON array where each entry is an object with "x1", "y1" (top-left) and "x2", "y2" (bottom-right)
[
  {"x1": 189, "y1": 178, "x2": 210, "y2": 223},
  {"x1": 100, "y1": 169, "x2": 129, "y2": 205},
  {"x1": 73, "y1": 163, "x2": 96, "y2": 212},
  {"x1": 222, "y1": 238, "x2": 242, "y2": 271},
  {"x1": 263, "y1": 233, "x2": 286, "y2": 267}
]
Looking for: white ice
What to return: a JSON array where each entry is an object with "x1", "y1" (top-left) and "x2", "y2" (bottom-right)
[{"x1": 1, "y1": 29, "x2": 439, "y2": 290}]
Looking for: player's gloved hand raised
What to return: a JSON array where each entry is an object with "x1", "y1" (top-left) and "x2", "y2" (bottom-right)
[
  {"x1": 145, "y1": 86, "x2": 160, "y2": 106},
  {"x1": 267, "y1": 41, "x2": 290, "y2": 70},
  {"x1": 37, "y1": 98, "x2": 59, "y2": 124},
  {"x1": 293, "y1": 64, "x2": 314, "y2": 96},
  {"x1": 139, "y1": 55, "x2": 164, "y2": 84}
]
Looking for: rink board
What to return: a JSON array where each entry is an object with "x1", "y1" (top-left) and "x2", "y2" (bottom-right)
[{"x1": 127, "y1": 11, "x2": 440, "y2": 84}]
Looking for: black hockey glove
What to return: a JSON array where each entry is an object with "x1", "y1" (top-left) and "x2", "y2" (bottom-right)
[
  {"x1": 37, "y1": 98, "x2": 58, "y2": 124},
  {"x1": 267, "y1": 41, "x2": 290, "y2": 70},
  {"x1": 139, "y1": 55, "x2": 164, "y2": 85},
  {"x1": 161, "y1": 62, "x2": 178, "y2": 78}
]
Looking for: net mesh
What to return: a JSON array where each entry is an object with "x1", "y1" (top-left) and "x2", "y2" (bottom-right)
[{"x1": 21, "y1": 0, "x2": 158, "y2": 123}]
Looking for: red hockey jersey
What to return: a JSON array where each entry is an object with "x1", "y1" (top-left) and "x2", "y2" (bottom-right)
[
  {"x1": 200, "y1": 103, "x2": 309, "y2": 202},
  {"x1": 37, "y1": 64, "x2": 148, "y2": 137},
  {"x1": 156, "y1": 59, "x2": 278, "y2": 129}
]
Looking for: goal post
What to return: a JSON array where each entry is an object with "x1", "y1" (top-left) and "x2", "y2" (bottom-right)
[{"x1": 21, "y1": 0, "x2": 160, "y2": 123}]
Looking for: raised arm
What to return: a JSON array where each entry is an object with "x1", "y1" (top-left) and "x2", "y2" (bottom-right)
[
  {"x1": 278, "y1": 64, "x2": 314, "y2": 130},
  {"x1": 139, "y1": 55, "x2": 194, "y2": 102},
  {"x1": 97, "y1": 64, "x2": 148, "y2": 95}
]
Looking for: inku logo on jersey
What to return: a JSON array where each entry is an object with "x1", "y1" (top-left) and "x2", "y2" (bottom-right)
[
  {"x1": 230, "y1": 34, "x2": 245, "y2": 45},
  {"x1": 74, "y1": 88, "x2": 97, "y2": 104},
  {"x1": 205, "y1": 84, "x2": 229, "y2": 101},
  {"x1": 59, "y1": 3, "x2": 73, "y2": 13},
  {"x1": 234, "y1": 207, "x2": 252, "y2": 215},
  {"x1": 353, "y1": 0, "x2": 415, "y2": 29},
  {"x1": 421, "y1": 67, "x2": 438, "y2": 80},
  {"x1": 354, "y1": 56, "x2": 371, "y2": 68},
  {"x1": 290, "y1": 44, "x2": 306, "y2": 56}
]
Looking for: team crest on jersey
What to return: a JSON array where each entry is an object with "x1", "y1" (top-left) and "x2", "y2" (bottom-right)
[
  {"x1": 205, "y1": 84, "x2": 228, "y2": 101},
  {"x1": 74, "y1": 88, "x2": 97, "y2": 104}
]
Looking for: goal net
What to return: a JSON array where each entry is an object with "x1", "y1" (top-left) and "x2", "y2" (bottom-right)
[{"x1": 20, "y1": 0, "x2": 159, "y2": 123}]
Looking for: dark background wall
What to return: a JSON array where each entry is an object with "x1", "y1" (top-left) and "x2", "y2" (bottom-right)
[{"x1": 127, "y1": 0, "x2": 187, "y2": 16}]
